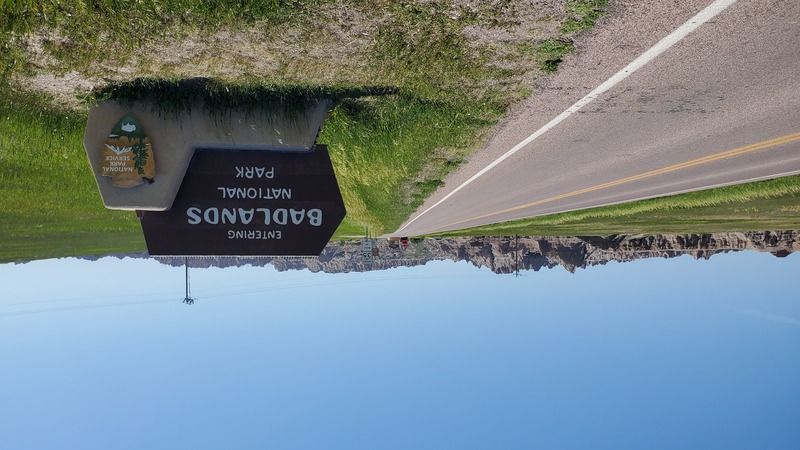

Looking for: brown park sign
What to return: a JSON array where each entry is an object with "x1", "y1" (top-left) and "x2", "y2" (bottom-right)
[
  {"x1": 139, "y1": 146, "x2": 346, "y2": 256},
  {"x1": 100, "y1": 114, "x2": 155, "y2": 188}
]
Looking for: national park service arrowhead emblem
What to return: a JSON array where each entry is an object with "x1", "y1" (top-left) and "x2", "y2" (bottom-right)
[{"x1": 100, "y1": 114, "x2": 155, "y2": 188}]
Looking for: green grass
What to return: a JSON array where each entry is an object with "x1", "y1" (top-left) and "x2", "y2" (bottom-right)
[
  {"x1": 1, "y1": 0, "x2": 330, "y2": 80},
  {"x1": 0, "y1": 1, "x2": 523, "y2": 105},
  {"x1": 559, "y1": 0, "x2": 609, "y2": 35},
  {"x1": 536, "y1": 39, "x2": 576, "y2": 74},
  {"x1": 533, "y1": 0, "x2": 608, "y2": 73},
  {"x1": 0, "y1": 90, "x2": 144, "y2": 262},
  {"x1": 0, "y1": 232, "x2": 145, "y2": 263},
  {"x1": 92, "y1": 78, "x2": 499, "y2": 235},
  {"x1": 3, "y1": 84, "x2": 798, "y2": 261},
  {"x1": 89, "y1": 77, "x2": 399, "y2": 118},
  {"x1": 0, "y1": 0, "x2": 620, "y2": 261},
  {"x1": 0, "y1": 83, "x2": 498, "y2": 261},
  {"x1": 322, "y1": 95, "x2": 497, "y2": 234},
  {"x1": 435, "y1": 176, "x2": 800, "y2": 237},
  {"x1": 1, "y1": 0, "x2": 536, "y2": 261}
]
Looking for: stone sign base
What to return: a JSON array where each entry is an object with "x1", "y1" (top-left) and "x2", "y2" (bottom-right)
[{"x1": 84, "y1": 100, "x2": 330, "y2": 211}]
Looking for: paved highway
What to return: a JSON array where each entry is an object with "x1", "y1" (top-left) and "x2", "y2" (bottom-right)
[{"x1": 395, "y1": 0, "x2": 800, "y2": 236}]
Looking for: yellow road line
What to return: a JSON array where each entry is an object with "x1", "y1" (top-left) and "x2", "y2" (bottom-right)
[{"x1": 444, "y1": 131, "x2": 800, "y2": 228}]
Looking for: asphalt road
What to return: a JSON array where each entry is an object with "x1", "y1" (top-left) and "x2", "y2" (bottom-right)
[{"x1": 395, "y1": 0, "x2": 800, "y2": 236}]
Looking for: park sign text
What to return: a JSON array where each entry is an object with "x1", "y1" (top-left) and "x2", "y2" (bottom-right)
[{"x1": 140, "y1": 146, "x2": 346, "y2": 256}]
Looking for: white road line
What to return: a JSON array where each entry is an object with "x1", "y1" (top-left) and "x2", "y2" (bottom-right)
[{"x1": 397, "y1": 0, "x2": 739, "y2": 234}]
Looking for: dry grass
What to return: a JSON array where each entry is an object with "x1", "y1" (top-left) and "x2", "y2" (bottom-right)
[
  {"x1": 0, "y1": 1, "x2": 614, "y2": 259},
  {"x1": 7, "y1": 1, "x2": 597, "y2": 110}
]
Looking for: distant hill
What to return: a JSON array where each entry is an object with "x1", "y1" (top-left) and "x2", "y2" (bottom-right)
[{"x1": 144, "y1": 231, "x2": 799, "y2": 275}]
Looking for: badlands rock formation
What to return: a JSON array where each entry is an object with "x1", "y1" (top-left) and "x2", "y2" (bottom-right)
[{"x1": 152, "y1": 231, "x2": 799, "y2": 274}]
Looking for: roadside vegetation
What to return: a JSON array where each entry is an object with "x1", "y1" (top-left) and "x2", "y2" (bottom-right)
[
  {"x1": 538, "y1": 0, "x2": 606, "y2": 72},
  {"x1": 0, "y1": 89, "x2": 144, "y2": 262},
  {"x1": 7, "y1": 1, "x2": 795, "y2": 261},
  {"x1": 435, "y1": 176, "x2": 800, "y2": 237},
  {"x1": 2, "y1": 1, "x2": 609, "y2": 261}
]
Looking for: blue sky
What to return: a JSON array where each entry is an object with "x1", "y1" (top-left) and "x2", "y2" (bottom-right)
[{"x1": 1, "y1": 251, "x2": 798, "y2": 449}]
